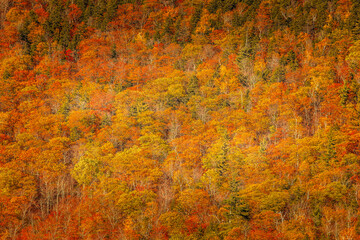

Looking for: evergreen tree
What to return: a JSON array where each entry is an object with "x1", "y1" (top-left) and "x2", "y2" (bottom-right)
[
  {"x1": 187, "y1": 75, "x2": 199, "y2": 96},
  {"x1": 60, "y1": 20, "x2": 71, "y2": 49},
  {"x1": 45, "y1": 0, "x2": 65, "y2": 40},
  {"x1": 94, "y1": 0, "x2": 107, "y2": 29},
  {"x1": 190, "y1": 4, "x2": 203, "y2": 33},
  {"x1": 348, "y1": 1, "x2": 360, "y2": 38},
  {"x1": 102, "y1": 0, "x2": 120, "y2": 30},
  {"x1": 19, "y1": 16, "x2": 32, "y2": 54},
  {"x1": 290, "y1": 5, "x2": 306, "y2": 35}
]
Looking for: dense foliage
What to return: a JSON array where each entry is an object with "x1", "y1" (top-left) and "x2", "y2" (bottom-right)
[{"x1": 1, "y1": 0, "x2": 360, "y2": 239}]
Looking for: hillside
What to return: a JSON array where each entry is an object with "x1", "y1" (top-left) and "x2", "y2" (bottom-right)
[{"x1": 1, "y1": 0, "x2": 360, "y2": 239}]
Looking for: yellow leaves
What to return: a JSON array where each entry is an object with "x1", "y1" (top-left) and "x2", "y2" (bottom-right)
[
  {"x1": 214, "y1": 34, "x2": 241, "y2": 55},
  {"x1": 0, "y1": 54, "x2": 31, "y2": 77},
  {"x1": 97, "y1": 177, "x2": 127, "y2": 200},
  {"x1": 324, "y1": 181, "x2": 347, "y2": 203},
  {"x1": 288, "y1": 115, "x2": 304, "y2": 139},
  {"x1": 72, "y1": 156, "x2": 101, "y2": 186},
  {"x1": 135, "y1": 31, "x2": 146, "y2": 44},
  {"x1": 116, "y1": 189, "x2": 156, "y2": 216},
  {"x1": 181, "y1": 44, "x2": 202, "y2": 60},
  {"x1": 137, "y1": 110, "x2": 155, "y2": 127},
  {"x1": 115, "y1": 88, "x2": 144, "y2": 116},
  {"x1": 145, "y1": 78, "x2": 170, "y2": 103},
  {"x1": 115, "y1": 189, "x2": 158, "y2": 238},
  {"x1": 144, "y1": 76, "x2": 186, "y2": 108},
  {"x1": 38, "y1": 150, "x2": 67, "y2": 176},
  {"x1": 111, "y1": 146, "x2": 162, "y2": 187},
  {"x1": 101, "y1": 142, "x2": 116, "y2": 155},
  {"x1": 176, "y1": 188, "x2": 210, "y2": 215},
  {"x1": 254, "y1": 59, "x2": 266, "y2": 75},
  {"x1": 308, "y1": 64, "x2": 333, "y2": 91},
  {"x1": 0, "y1": 169, "x2": 21, "y2": 196},
  {"x1": 0, "y1": 111, "x2": 9, "y2": 133},
  {"x1": 200, "y1": 169, "x2": 220, "y2": 195},
  {"x1": 202, "y1": 136, "x2": 228, "y2": 171},
  {"x1": 47, "y1": 137, "x2": 70, "y2": 149},
  {"x1": 346, "y1": 40, "x2": 360, "y2": 69},
  {"x1": 167, "y1": 83, "x2": 185, "y2": 99},
  {"x1": 15, "y1": 132, "x2": 36, "y2": 146},
  {"x1": 139, "y1": 130, "x2": 169, "y2": 159},
  {"x1": 0, "y1": 168, "x2": 36, "y2": 198},
  {"x1": 1, "y1": 2, "x2": 360, "y2": 238},
  {"x1": 260, "y1": 191, "x2": 290, "y2": 212},
  {"x1": 159, "y1": 211, "x2": 184, "y2": 232},
  {"x1": 196, "y1": 67, "x2": 214, "y2": 86},
  {"x1": 5, "y1": 7, "x2": 26, "y2": 23},
  {"x1": 71, "y1": 142, "x2": 117, "y2": 187},
  {"x1": 212, "y1": 65, "x2": 240, "y2": 94},
  {"x1": 34, "y1": 137, "x2": 71, "y2": 179}
]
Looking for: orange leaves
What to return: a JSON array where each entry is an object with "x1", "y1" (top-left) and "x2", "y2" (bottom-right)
[
  {"x1": 68, "y1": 110, "x2": 100, "y2": 136},
  {"x1": 0, "y1": 166, "x2": 37, "y2": 237},
  {"x1": 68, "y1": 4, "x2": 82, "y2": 24},
  {"x1": 176, "y1": 189, "x2": 211, "y2": 214},
  {"x1": 89, "y1": 89, "x2": 115, "y2": 113},
  {"x1": 111, "y1": 4, "x2": 144, "y2": 30},
  {"x1": 33, "y1": 3, "x2": 48, "y2": 24},
  {"x1": 77, "y1": 37, "x2": 114, "y2": 83},
  {"x1": 78, "y1": 38, "x2": 110, "y2": 61},
  {"x1": 23, "y1": 113, "x2": 62, "y2": 141},
  {"x1": 256, "y1": 0, "x2": 272, "y2": 37},
  {"x1": 335, "y1": 0, "x2": 352, "y2": 22},
  {"x1": 3, "y1": 1, "x2": 360, "y2": 239},
  {"x1": 249, "y1": 211, "x2": 283, "y2": 240}
]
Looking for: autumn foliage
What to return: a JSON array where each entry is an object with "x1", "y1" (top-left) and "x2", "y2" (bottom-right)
[{"x1": 1, "y1": 0, "x2": 360, "y2": 239}]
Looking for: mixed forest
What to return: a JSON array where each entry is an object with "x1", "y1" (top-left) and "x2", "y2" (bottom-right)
[{"x1": 2, "y1": 0, "x2": 360, "y2": 239}]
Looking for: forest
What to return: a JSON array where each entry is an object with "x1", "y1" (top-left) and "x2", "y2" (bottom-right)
[{"x1": 1, "y1": 0, "x2": 360, "y2": 239}]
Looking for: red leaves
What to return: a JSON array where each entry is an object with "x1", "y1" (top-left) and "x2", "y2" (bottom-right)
[
  {"x1": 33, "y1": 4, "x2": 49, "y2": 24},
  {"x1": 249, "y1": 211, "x2": 283, "y2": 240},
  {"x1": 64, "y1": 49, "x2": 74, "y2": 62},
  {"x1": 3, "y1": 1, "x2": 360, "y2": 239},
  {"x1": 68, "y1": 4, "x2": 82, "y2": 23}
]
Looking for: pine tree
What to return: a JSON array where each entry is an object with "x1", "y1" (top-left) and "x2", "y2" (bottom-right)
[
  {"x1": 60, "y1": 20, "x2": 71, "y2": 48},
  {"x1": 348, "y1": 1, "x2": 360, "y2": 38},
  {"x1": 19, "y1": 16, "x2": 32, "y2": 54},
  {"x1": 102, "y1": 0, "x2": 120, "y2": 30},
  {"x1": 45, "y1": 0, "x2": 65, "y2": 40},
  {"x1": 187, "y1": 75, "x2": 199, "y2": 96},
  {"x1": 190, "y1": 4, "x2": 203, "y2": 33}
]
